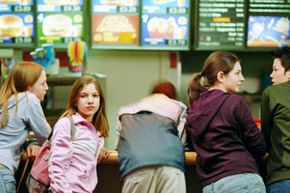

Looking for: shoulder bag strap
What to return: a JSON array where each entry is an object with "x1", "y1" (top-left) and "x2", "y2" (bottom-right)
[
  {"x1": 68, "y1": 117, "x2": 76, "y2": 139},
  {"x1": 48, "y1": 116, "x2": 76, "y2": 142}
]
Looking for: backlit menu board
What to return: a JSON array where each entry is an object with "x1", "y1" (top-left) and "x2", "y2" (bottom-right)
[
  {"x1": 195, "y1": 0, "x2": 245, "y2": 50},
  {"x1": 91, "y1": 0, "x2": 139, "y2": 48},
  {"x1": 37, "y1": 0, "x2": 84, "y2": 47},
  {"x1": 0, "y1": 0, "x2": 34, "y2": 47},
  {"x1": 141, "y1": 0, "x2": 190, "y2": 50},
  {"x1": 247, "y1": 0, "x2": 290, "y2": 48}
]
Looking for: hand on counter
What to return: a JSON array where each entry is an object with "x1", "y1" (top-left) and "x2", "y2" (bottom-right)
[
  {"x1": 26, "y1": 144, "x2": 41, "y2": 160},
  {"x1": 98, "y1": 147, "x2": 110, "y2": 163}
]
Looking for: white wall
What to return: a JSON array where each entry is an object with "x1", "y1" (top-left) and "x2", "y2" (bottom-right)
[{"x1": 87, "y1": 50, "x2": 179, "y2": 149}]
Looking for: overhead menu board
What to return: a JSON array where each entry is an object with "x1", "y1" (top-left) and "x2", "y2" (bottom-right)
[
  {"x1": 91, "y1": 0, "x2": 139, "y2": 49},
  {"x1": 247, "y1": 0, "x2": 290, "y2": 48},
  {"x1": 0, "y1": 0, "x2": 34, "y2": 47},
  {"x1": 36, "y1": 0, "x2": 84, "y2": 47},
  {"x1": 141, "y1": 0, "x2": 190, "y2": 50},
  {"x1": 195, "y1": 0, "x2": 245, "y2": 50}
]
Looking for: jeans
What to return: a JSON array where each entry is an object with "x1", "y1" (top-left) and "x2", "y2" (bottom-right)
[
  {"x1": 0, "y1": 167, "x2": 16, "y2": 193},
  {"x1": 203, "y1": 173, "x2": 266, "y2": 193},
  {"x1": 266, "y1": 180, "x2": 290, "y2": 193}
]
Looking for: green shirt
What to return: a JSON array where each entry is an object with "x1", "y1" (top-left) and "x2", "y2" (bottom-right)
[{"x1": 261, "y1": 80, "x2": 290, "y2": 184}]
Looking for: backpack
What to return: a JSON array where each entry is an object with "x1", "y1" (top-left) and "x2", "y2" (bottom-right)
[{"x1": 27, "y1": 117, "x2": 76, "y2": 193}]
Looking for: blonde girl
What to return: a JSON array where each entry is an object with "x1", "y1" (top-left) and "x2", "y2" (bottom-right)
[{"x1": 0, "y1": 62, "x2": 51, "y2": 193}]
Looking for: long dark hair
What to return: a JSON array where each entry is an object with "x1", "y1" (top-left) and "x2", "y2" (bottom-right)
[
  {"x1": 61, "y1": 76, "x2": 109, "y2": 137},
  {"x1": 188, "y1": 51, "x2": 240, "y2": 103}
]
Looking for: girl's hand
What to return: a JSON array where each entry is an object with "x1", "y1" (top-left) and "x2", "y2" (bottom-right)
[
  {"x1": 98, "y1": 147, "x2": 110, "y2": 163},
  {"x1": 26, "y1": 144, "x2": 41, "y2": 159}
]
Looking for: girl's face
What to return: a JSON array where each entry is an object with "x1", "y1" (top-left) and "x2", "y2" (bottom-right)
[
  {"x1": 270, "y1": 58, "x2": 289, "y2": 85},
  {"x1": 28, "y1": 70, "x2": 48, "y2": 101},
  {"x1": 223, "y1": 62, "x2": 245, "y2": 94},
  {"x1": 76, "y1": 83, "x2": 100, "y2": 122}
]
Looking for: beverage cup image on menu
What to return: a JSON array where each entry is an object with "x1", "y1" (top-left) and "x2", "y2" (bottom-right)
[
  {"x1": 42, "y1": 14, "x2": 73, "y2": 37},
  {"x1": 0, "y1": 15, "x2": 24, "y2": 37}
]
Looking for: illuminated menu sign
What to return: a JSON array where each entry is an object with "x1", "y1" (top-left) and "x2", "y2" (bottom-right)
[
  {"x1": 247, "y1": 0, "x2": 290, "y2": 47},
  {"x1": 248, "y1": 0, "x2": 290, "y2": 14},
  {"x1": 91, "y1": 0, "x2": 139, "y2": 48},
  {"x1": 196, "y1": 0, "x2": 245, "y2": 50},
  {"x1": 141, "y1": 0, "x2": 190, "y2": 50},
  {"x1": 0, "y1": 0, "x2": 34, "y2": 46},
  {"x1": 36, "y1": 0, "x2": 84, "y2": 47}
]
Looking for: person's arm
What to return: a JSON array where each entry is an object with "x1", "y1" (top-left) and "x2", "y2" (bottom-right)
[
  {"x1": 96, "y1": 137, "x2": 107, "y2": 163},
  {"x1": 177, "y1": 104, "x2": 187, "y2": 145},
  {"x1": 48, "y1": 118, "x2": 73, "y2": 193},
  {"x1": 114, "y1": 116, "x2": 122, "y2": 150},
  {"x1": 26, "y1": 93, "x2": 51, "y2": 144},
  {"x1": 234, "y1": 97, "x2": 267, "y2": 159},
  {"x1": 261, "y1": 89, "x2": 272, "y2": 150}
]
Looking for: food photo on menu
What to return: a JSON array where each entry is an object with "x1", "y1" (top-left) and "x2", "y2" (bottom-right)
[
  {"x1": 0, "y1": 0, "x2": 29, "y2": 4},
  {"x1": 247, "y1": 16, "x2": 290, "y2": 47},
  {"x1": 37, "y1": 13, "x2": 83, "y2": 43},
  {"x1": 98, "y1": 0, "x2": 137, "y2": 6},
  {"x1": 0, "y1": 14, "x2": 33, "y2": 40},
  {"x1": 92, "y1": 14, "x2": 139, "y2": 45},
  {"x1": 141, "y1": 15, "x2": 188, "y2": 46},
  {"x1": 42, "y1": 0, "x2": 80, "y2": 4}
]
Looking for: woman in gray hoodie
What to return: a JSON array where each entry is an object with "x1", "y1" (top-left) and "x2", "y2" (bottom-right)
[{"x1": 0, "y1": 62, "x2": 51, "y2": 193}]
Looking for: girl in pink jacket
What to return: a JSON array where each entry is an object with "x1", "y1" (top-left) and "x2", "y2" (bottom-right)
[{"x1": 48, "y1": 76, "x2": 109, "y2": 193}]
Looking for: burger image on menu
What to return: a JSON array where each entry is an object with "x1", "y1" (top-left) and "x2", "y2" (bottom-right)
[
  {"x1": 0, "y1": 0, "x2": 19, "y2": 3},
  {"x1": 42, "y1": 14, "x2": 73, "y2": 37},
  {"x1": 0, "y1": 15, "x2": 24, "y2": 37}
]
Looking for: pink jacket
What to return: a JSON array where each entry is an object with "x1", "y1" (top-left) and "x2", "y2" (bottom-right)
[{"x1": 48, "y1": 113, "x2": 104, "y2": 193}]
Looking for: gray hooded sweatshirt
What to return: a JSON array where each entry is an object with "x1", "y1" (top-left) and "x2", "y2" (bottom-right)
[{"x1": 0, "y1": 92, "x2": 51, "y2": 173}]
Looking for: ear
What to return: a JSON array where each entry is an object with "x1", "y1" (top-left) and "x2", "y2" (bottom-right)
[
  {"x1": 286, "y1": 69, "x2": 290, "y2": 80},
  {"x1": 216, "y1": 71, "x2": 225, "y2": 83}
]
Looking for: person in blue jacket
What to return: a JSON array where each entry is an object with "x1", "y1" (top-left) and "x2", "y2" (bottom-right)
[
  {"x1": 0, "y1": 61, "x2": 51, "y2": 193},
  {"x1": 116, "y1": 81, "x2": 187, "y2": 193}
]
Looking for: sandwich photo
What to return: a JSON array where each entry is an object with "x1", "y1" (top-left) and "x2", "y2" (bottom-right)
[
  {"x1": 0, "y1": 14, "x2": 24, "y2": 37},
  {"x1": 42, "y1": 14, "x2": 73, "y2": 37}
]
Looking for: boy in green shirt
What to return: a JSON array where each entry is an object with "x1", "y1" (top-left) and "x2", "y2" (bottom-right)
[{"x1": 261, "y1": 47, "x2": 290, "y2": 193}]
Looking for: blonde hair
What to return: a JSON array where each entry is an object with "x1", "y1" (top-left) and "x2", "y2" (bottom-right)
[
  {"x1": 61, "y1": 76, "x2": 109, "y2": 138},
  {"x1": 0, "y1": 61, "x2": 44, "y2": 128}
]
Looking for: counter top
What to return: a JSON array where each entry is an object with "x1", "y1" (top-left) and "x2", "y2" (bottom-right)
[{"x1": 100, "y1": 151, "x2": 197, "y2": 166}]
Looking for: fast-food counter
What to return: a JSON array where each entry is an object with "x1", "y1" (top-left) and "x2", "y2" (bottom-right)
[{"x1": 94, "y1": 151, "x2": 202, "y2": 193}]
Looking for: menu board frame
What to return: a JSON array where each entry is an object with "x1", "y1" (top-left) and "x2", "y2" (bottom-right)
[
  {"x1": 193, "y1": 0, "x2": 247, "y2": 51},
  {"x1": 194, "y1": 0, "x2": 290, "y2": 51},
  {"x1": 245, "y1": 0, "x2": 290, "y2": 51},
  {"x1": 90, "y1": 0, "x2": 141, "y2": 50},
  {"x1": 90, "y1": 0, "x2": 192, "y2": 51},
  {"x1": 36, "y1": 0, "x2": 86, "y2": 49},
  {"x1": 0, "y1": 0, "x2": 35, "y2": 48}
]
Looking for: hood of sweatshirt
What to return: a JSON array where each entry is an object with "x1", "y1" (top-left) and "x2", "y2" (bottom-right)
[{"x1": 186, "y1": 89, "x2": 229, "y2": 142}]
